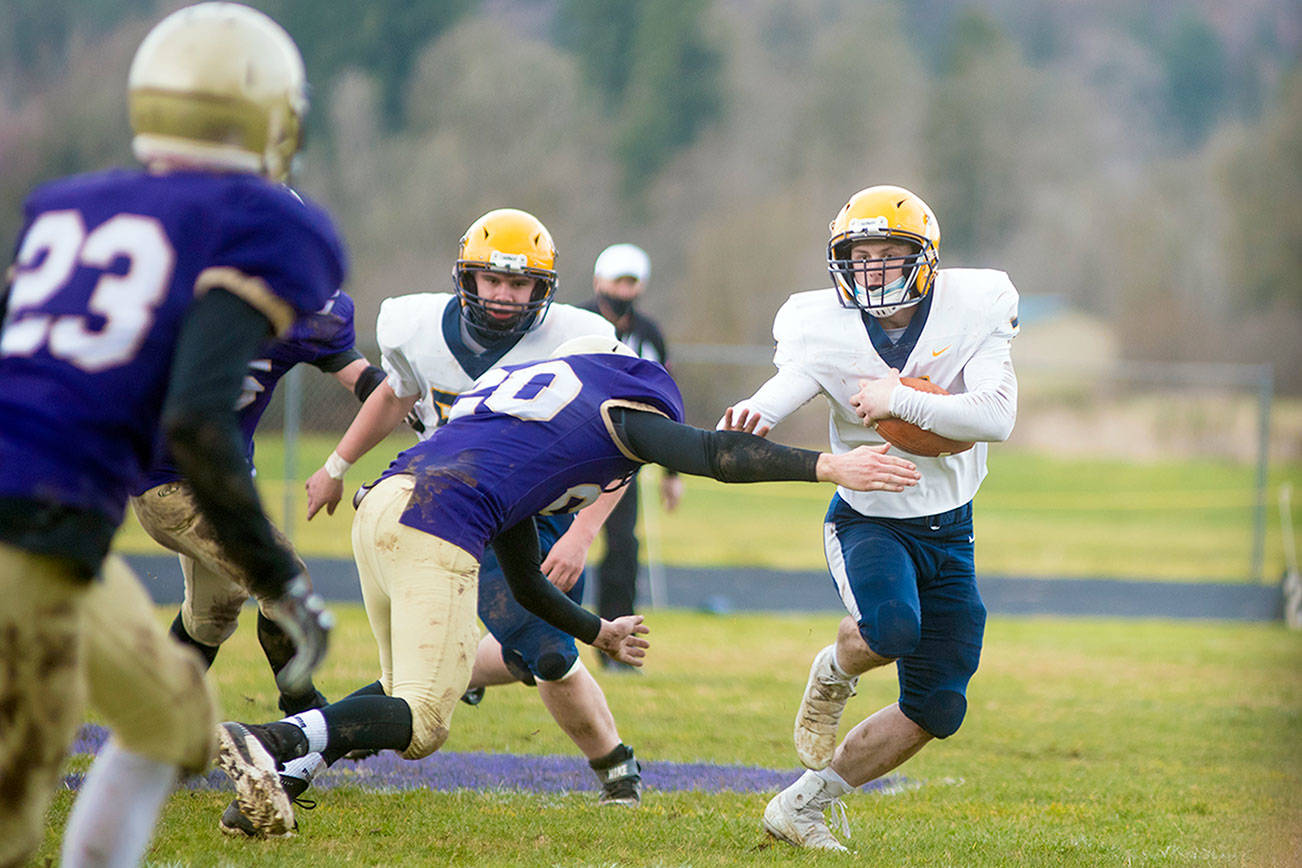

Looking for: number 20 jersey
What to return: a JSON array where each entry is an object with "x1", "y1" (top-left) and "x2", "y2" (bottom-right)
[
  {"x1": 381, "y1": 353, "x2": 685, "y2": 559},
  {"x1": 0, "y1": 168, "x2": 346, "y2": 524}
]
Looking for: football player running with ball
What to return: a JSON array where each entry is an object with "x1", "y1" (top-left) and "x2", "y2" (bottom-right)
[
  {"x1": 214, "y1": 337, "x2": 922, "y2": 837},
  {"x1": 721, "y1": 185, "x2": 1019, "y2": 851},
  {"x1": 0, "y1": 4, "x2": 337, "y2": 865}
]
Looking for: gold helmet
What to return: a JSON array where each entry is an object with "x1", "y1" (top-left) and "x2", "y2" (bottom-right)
[
  {"x1": 128, "y1": 2, "x2": 308, "y2": 183},
  {"x1": 454, "y1": 209, "x2": 559, "y2": 337},
  {"x1": 827, "y1": 185, "x2": 940, "y2": 318}
]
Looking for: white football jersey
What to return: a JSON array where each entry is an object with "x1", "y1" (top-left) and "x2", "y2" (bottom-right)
[
  {"x1": 376, "y1": 293, "x2": 615, "y2": 435},
  {"x1": 727, "y1": 269, "x2": 1019, "y2": 518}
]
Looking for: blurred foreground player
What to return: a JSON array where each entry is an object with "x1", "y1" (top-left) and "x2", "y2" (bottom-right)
[
  {"x1": 721, "y1": 185, "x2": 1018, "y2": 850},
  {"x1": 0, "y1": 4, "x2": 336, "y2": 865},
  {"x1": 216, "y1": 337, "x2": 921, "y2": 837}
]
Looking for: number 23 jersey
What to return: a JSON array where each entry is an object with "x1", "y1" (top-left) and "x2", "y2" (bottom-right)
[{"x1": 0, "y1": 168, "x2": 345, "y2": 523}]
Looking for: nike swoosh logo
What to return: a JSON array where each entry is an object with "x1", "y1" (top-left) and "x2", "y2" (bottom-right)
[
  {"x1": 932, "y1": 345, "x2": 951, "y2": 357},
  {"x1": 968, "y1": 535, "x2": 975, "y2": 544}
]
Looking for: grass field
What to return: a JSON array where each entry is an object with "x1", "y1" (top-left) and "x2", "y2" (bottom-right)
[
  {"x1": 34, "y1": 606, "x2": 1302, "y2": 866},
  {"x1": 112, "y1": 434, "x2": 1302, "y2": 583}
]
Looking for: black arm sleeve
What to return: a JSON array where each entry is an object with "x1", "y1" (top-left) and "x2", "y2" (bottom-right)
[
  {"x1": 161, "y1": 288, "x2": 299, "y2": 598},
  {"x1": 610, "y1": 407, "x2": 821, "y2": 483},
  {"x1": 491, "y1": 518, "x2": 602, "y2": 645},
  {"x1": 312, "y1": 347, "x2": 364, "y2": 375},
  {"x1": 352, "y1": 363, "x2": 387, "y2": 402}
]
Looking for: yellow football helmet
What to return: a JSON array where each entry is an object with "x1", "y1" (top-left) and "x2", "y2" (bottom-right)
[
  {"x1": 454, "y1": 209, "x2": 559, "y2": 337},
  {"x1": 827, "y1": 185, "x2": 940, "y2": 318},
  {"x1": 128, "y1": 2, "x2": 308, "y2": 183}
]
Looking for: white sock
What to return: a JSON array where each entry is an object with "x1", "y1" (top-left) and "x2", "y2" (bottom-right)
[
  {"x1": 282, "y1": 751, "x2": 326, "y2": 783},
  {"x1": 829, "y1": 647, "x2": 854, "y2": 681},
  {"x1": 61, "y1": 739, "x2": 178, "y2": 868},
  {"x1": 282, "y1": 709, "x2": 329, "y2": 754},
  {"x1": 815, "y1": 765, "x2": 853, "y2": 797}
]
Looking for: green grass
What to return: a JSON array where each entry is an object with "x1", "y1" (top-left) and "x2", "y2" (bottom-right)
[
  {"x1": 35, "y1": 606, "x2": 1302, "y2": 866},
  {"x1": 111, "y1": 434, "x2": 1302, "y2": 584}
]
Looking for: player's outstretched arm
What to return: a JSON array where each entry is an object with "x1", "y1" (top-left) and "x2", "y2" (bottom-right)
[
  {"x1": 491, "y1": 518, "x2": 650, "y2": 666},
  {"x1": 614, "y1": 408, "x2": 920, "y2": 492},
  {"x1": 305, "y1": 379, "x2": 417, "y2": 519},
  {"x1": 162, "y1": 288, "x2": 332, "y2": 695}
]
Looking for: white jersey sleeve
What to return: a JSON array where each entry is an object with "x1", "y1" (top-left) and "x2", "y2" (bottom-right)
[
  {"x1": 716, "y1": 294, "x2": 824, "y2": 429},
  {"x1": 889, "y1": 273, "x2": 1019, "y2": 442}
]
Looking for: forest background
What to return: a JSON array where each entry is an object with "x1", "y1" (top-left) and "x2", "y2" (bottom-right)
[{"x1": 3, "y1": 0, "x2": 1299, "y2": 402}]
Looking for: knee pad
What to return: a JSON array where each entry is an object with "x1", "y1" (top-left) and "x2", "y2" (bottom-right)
[
  {"x1": 501, "y1": 647, "x2": 537, "y2": 686},
  {"x1": 400, "y1": 700, "x2": 451, "y2": 760},
  {"x1": 534, "y1": 649, "x2": 580, "y2": 682},
  {"x1": 501, "y1": 631, "x2": 580, "y2": 684},
  {"x1": 908, "y1": 689, "x2": 968, "y2": 739},
  {"x1": 863, "y1": 600, "x2": 920, "y2": 659}
]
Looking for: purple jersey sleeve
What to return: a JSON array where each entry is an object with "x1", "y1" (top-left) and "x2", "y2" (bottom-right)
[{"x1": 133, "y1": 289, "x2": 359, "y2": 493}]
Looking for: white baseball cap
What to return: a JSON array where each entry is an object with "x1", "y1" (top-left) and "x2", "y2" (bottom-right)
[{"x1": 593, "y1": 243, "x2": 650, "y2": 283}]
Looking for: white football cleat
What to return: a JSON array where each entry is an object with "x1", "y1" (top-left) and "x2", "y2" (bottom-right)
[
  {"x1": 762, "y1": 770, "x2": 851, "y2": 851},
  {"x1": 214, "y1": 722, "x2": 295, "y2": 837},
  {"x1": 793, "y1": 644, "x2": 858, "y2": 769}
]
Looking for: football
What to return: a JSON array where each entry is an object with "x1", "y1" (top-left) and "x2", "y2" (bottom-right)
[{"x1": 873, "y1": 377, "x2": 976, "y2": 457}]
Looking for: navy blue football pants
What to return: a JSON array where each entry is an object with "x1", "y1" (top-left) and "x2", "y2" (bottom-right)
[
  {"x1": 823, "y1": 494, "x2": 985, "y2": 738},
  {"x1": 477, "y1": 514, "x2": 585, "y2": 684}
]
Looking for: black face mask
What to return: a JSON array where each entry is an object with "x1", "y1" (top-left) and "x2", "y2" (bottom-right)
[{"x1": 600, "y1": 295, "x2": 635, "y2": 319}]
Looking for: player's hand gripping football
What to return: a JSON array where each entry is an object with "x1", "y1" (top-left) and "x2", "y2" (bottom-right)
[
  {"x1": 594, "y1": 615, "x2": 650, "y2": 667},
  {"x1": 817, "y1": 444, "x2": 921, "y2": 493},
  {"x1": 849, "y1": 368, "x2": 903, "y2": 423},
  {"x1": 262, "y1": 574, "x2": 335, "y2": 696}
]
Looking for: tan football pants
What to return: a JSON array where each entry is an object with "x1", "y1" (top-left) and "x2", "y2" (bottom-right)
[
  {"x1": 131, "y1": 481, "x2": 308, "y2": 646},
  {"x1": 351, "y1": 474, "x2": 481, "y2": 760},
  {"x1": 0, "y1": 542, "x2": 216, "y2": 868}
]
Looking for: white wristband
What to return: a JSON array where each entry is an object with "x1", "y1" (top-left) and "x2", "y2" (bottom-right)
[{"x1": 324, "y1": 451, "x2": 352, "y2": 480}]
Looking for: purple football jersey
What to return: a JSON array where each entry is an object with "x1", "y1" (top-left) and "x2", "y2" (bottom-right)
[
  {"x1": 0, "y1": 168, "x2": 346, "y2": 523},
  {"x1": 382, "y1": 354, "x2": 684, "y2": 558},
  {"x1": 133, "y1": 289, "x2": 358, "y2": 493}
]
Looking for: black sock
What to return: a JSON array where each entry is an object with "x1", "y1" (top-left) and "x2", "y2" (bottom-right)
[
  {"x1": 169, "y1": 611, "x2": 219, "y2": 668},
  {"x1": 318, "y1": 695, "x2": 413, "y2": 755},
  {"x1": 259, "y1": 611, "x2": 324, "y2": 710},
  {"x1": 589, "y1": 743, "x2": 635, "y2": 772},
  {"x1": 257, "y1": 610, "x2": 300, "y2": 675},
  {"x1": 344, "y1": 680, "x2": 387, "y2": 699}
]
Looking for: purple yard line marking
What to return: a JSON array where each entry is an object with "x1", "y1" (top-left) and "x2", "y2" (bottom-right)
[{"x1": 67, "y1": 724, "x2": 911, "y2": 795}]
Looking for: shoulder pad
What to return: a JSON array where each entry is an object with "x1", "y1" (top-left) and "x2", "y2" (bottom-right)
[
  {"x1": 543, "y1": 303, "x2": 617, "y2": 339},
  {"x1": 377, "y1": 293, "x2": 450, "y2": 351}
]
